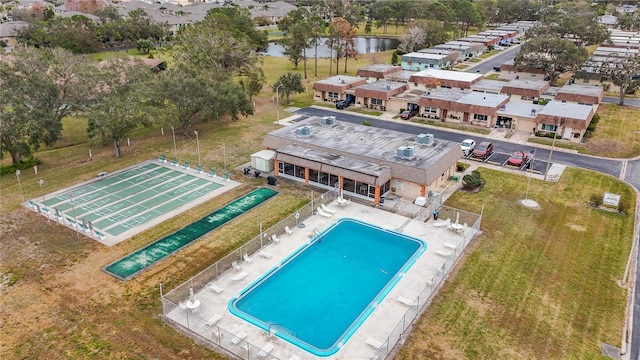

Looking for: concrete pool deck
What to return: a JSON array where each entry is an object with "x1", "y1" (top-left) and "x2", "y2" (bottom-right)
[{"x1": 165, "y1": 199, "x2": 479, "y2": 360}]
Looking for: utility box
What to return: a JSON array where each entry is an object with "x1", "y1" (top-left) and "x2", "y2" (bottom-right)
[{"x1": 250, "y1": 150, "x2": 275, "y2": 173}]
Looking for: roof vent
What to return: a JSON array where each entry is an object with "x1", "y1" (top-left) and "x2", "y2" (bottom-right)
[
  {"x1": 416, "y1": 133, "x2": 434, "y2": 145},
  {"x1": 531, "y1": 109, "x2": 537, "y2": 115},
  {"x1": 295, "y1": 125, "x2": 313, "y2": 137},
  {"x1": 386, "y1": 85, "x2": 391, "y2": 90},
  {"x1": 500, "y1": 104, "x2": 506, "y2": 110},
  {"x1": 320, "y1": 116, "x2": 336, "y2": 126},
  {"x1": 396, "y1": 146, "x2": 416, "y2": 160}
]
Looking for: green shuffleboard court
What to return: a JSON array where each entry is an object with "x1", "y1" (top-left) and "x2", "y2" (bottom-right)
[
  {"x1": 103, "y1": 187, "x2": 278, "y2": 280},
  {"x1": 25, "y1": 160, "x2": 237, "y2": 246}
]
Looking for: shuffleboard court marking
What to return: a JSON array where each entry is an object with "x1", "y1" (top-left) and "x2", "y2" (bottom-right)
[{"x1": 25, "y1": 160, "x2": 239, "y2": 246}]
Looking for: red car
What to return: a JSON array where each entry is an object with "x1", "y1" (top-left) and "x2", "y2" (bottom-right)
[{"x1": 507, "y1": 151, "x2": 529, "y2": 167}]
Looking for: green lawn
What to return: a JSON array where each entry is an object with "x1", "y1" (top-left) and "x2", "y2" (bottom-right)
[{"x1": 396, "y1": 167, "x2": 633, "y2": 359}]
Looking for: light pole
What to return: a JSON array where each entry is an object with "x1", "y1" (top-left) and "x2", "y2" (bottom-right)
[
  {"x1": 276, "y1": 83, "x2": 284, "y2": 125},
  {"x1": 39, "y1": 179, "x2": 50, "y2": 225},
  {"x1": 544, "y1": 129, "x2": 557, "y2": 182},
  {"x1": 194, "y1": 130, "x2": 201, "y2": 167},
  {"x1": 171, "y1": 126, "x2": 178, "y2": 161},
  {"x1": 15, "y1": 170, "x2": 24, "y2": 202},
  {"x1": 223, "y1": 142, "x2": 227, "y2": 173},
  {"x1": 525, "y1": 149, "x2": 535, "y2": 200}
]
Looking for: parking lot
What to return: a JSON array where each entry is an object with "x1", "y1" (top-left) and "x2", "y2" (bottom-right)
[{"x1": 465, "y1": 151, "x2": 549, "y2": 175}]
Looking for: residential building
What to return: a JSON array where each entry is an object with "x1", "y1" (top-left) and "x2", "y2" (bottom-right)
[
  {"x1": 356, "y1": 64, "x2": 403, "y2": 83},
  {"x1": 417, "y1": 89, "x2": 509, "y2": 127},
  {"x1": 408, "y1": 69, "x2": 484, "y2": 90},
  {"x1": 400, "y1": 52, "x2": 452, "y2": 71},
  {"x1": 535, "y1": 101, "x2": 595, "y2": 140},
  {"x1": 0, "y1": 21, "x2": 29, "y2": 53},
  {"x1": 312, "y1": 75, "x2": 367, "y2": 103},
  {"x1": 353, "y1": 80, "x2": 408, "y2": 111},
  {"x1": 554, "y1": 83, "x2": 604, "y2": 107}
]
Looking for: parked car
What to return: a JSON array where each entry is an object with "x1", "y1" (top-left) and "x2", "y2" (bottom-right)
[
  {"x1": 400, "y1": 108, "x2": 418, "y2": 120},
  {"x1": 336, "y1": 99, "x2": 352, "y2": 109},
  {"x1": 493, "y1": 46, "x2": 504, "y2": 51},
  {"x1": 507, "y1": 151, "x2": 530, "y2": 167},
  {"x1": 472, "y1": 141, "x2": 494, "y2": 159},
  {"x1": 460, "y1": 139, "x2": 476, "y2": 156}
]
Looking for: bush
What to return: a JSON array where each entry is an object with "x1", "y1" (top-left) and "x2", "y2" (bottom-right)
[
  {"x1": 462, "y1": 170, "x2": 484, "y2": 190},
  {"x1": 0, "y1": 157, "x2": 42, "y2": 176},
  {"x1": 362, "y1": 119, "x2": 372, "y2": 126},
  {"x1": 456, "y1": 162, "x2": 470, "y2": 172},
  {"x1": 590, "y1": 194, "x2": 603, "y2": 207},
  {"x1": 618, "y1": 199, "x2": 630, "y2": 214}
]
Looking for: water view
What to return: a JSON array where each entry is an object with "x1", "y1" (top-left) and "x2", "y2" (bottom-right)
[{"x1": 264, "y1": 36, "x2": 400, "y2": 58}]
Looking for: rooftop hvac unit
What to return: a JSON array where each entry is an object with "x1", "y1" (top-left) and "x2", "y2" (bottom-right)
[
  {"x1": 396, "y1": 146, "x2": 415, "y2": 160},
  {"x1": 416, "y1": 133, "x2": 434, "y2": 145},
  {"x1": 296, "y1": 126, "x2": 313, "y2": 136},
  {"x1": 320, "y1": 116, "x2": 336, "y2": 126}
]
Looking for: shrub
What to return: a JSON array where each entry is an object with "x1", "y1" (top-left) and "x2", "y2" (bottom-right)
[
  {"x1": 0, "y1": 157, "x2": 42, "y2": 176},
  {"x1": 590, "y1": 193, "x2": 603, "y2": 207},
  {"x1": 618, "y1": 199, "x2": 630, "y2": 214},
  {"x1": 362, "y1": 119, "x2": 372, "y2": 126},
  {"x1": 456, "y1": 162, "x2": 470, "y2": 172},
  {"x1": 462, "y1": 170, "x2": 484, "y2": 190}
]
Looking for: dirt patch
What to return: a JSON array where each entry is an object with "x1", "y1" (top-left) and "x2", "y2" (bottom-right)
[
  {"x1": 566, "y1": 223, "x2": 587, "y2": 232},
  {"x1": 583, "y1": 139, "x2": 626, "y2": 155}
]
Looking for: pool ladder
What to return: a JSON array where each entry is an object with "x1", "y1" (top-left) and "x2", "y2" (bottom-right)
[{"x1": 311, "y1": 228, "x2": 322, "y2": 243}]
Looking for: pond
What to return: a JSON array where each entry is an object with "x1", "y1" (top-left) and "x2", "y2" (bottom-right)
[{"x1": 263, "y1": 36, "x2": 400, "y2": 58}]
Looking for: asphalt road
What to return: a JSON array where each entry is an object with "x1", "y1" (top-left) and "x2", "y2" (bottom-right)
[
  {"x1": 465, "y1": 44, "x2": 521, "y2": 74},
  {"x1": 295, "y1": 107, "x2": 639, "y2": 359}
]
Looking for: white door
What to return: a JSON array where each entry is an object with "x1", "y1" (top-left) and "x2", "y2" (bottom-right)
[{"x1": 563, "y1": 127, "x2": 572, "y2": 139}]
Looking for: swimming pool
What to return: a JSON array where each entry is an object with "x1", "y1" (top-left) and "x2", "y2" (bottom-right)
[{"x1": 228, "y1": 218, "x2": 426, "y2": 357}]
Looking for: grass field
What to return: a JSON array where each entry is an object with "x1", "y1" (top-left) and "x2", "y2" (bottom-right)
[
  {"x1": 0, "y1": 46, "x2": 636, "y2": 359},
  {"x1": 396, "y1": 168, "x2": 634, "y2": 359}
]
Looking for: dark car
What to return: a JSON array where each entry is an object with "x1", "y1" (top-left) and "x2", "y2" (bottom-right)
[
  {"x1": 336, "y1": 100, "x2": 351, "y2": 109},
  {"x1": 472, "y1": 141, "x2": 494, "y2": 159},
  {"x1": 507, "y1": 151, "x2": 529, "y2": 167},
  {"x1": 400, "y1": 109, "x2": 418, "y2": 120}
]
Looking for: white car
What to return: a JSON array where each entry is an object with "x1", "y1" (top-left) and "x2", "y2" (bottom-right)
[
  {"x1": 493, "y1": 46, "x2": 504, "y2": 51},
  {"x1": 460, "y1": 139, "x2": 476, "y2": 156}
]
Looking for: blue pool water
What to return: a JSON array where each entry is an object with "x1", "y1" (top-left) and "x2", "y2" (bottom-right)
[{"x1": 228, "y1": 218, "x2": 426, "y2": 356}]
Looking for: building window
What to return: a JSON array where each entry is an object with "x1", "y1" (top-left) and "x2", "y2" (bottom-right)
[
  {"x1": 328, "y1": 92, "x2": 338, "y2": 99},
  {"x1": 473, "y1": 114, "x2": 488, "y2": 121},
  {"x1": 541, "y1": 124, "x2": 558, "y2": 132},
  {"x1": 424, "y1": 107, "x2": 437, "y2": 113},
  {"x1": 371, "y1": 98, "x2": 383, "y2": 105}
]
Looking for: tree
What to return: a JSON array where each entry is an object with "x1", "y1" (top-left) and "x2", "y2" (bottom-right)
[
  {"x1": 0, "y1": 47, "x2": 92, "y2": 164},
  {"x1": 397, "y1": 26, "x2": 426, "y2": 54},
  {"x1": 156, "y1": 65, "x2": 253, "y2": 136},
  {"x1": 390, "y1": 51, "x2": 399, "y2": 65},
  {"x1": 86, "y1": 59, "x2": 160, "y2": 157},
  {"x1": 136, "y1": 38, "x2": 154, "y2": 54},
  {"x1": 273, "y1": 73, "x2": 305, "y2": 104},
  {"x1": 596, "y1": 55, "x2": 640, "y2": 106},
  {"x1": 279, "y1": 8, "x2": 313, "y2": 78},
  {"x1": 369, "y1": 2, "x2": 393, "y2": 34},
  {"x1": 454, "y1": 0, "x2": 483, "y2": 37},
  {"x1": 307, "y1": 11, "x2": 326, "y2": 77},
  {"x1": 527, "y1": 2, "x2": 609, "y2": 46},
  {"x1": 327, "y1": 17, "x2": 356, "y2": 74},
  {"x1": 514, "y1": 36, "x2": 588, "y2": 85}
]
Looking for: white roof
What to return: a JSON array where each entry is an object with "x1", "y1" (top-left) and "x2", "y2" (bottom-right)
[
  {"x1": 458, "y1": 92, "x2": 508, "y2": 107},
  {"x1": 250, "y1": 150, "x2": 276, "y2": 161},
  {"x1": 539, "y1": 101, "x2": 593, "y2": 120},
  {"x1": 402, "y1": 52, "x2": 448, "y2": 60},
  {"x1": 411, "y1": 69, "x2": 483, "y2": 83}
]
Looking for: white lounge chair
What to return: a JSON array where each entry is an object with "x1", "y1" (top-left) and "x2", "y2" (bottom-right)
[
  {"x1": 229, "y1": 331, "x2": 247, "y2": 346},
  {"x1": 321, "y1": 203, "x2": 336, "y2": 214},
  {"x1": 178, "y1": 301, "x2": 188, "y2": 311},
  {"x1": 436, "y1": 250, "x2": 453, "y2": 257},
  {"x1": 366, "y1": 337, "x2": 385, "y2": 350},
  {"x1": 285, "y1": 226, "x2": 293, "y2": 235},
  {"x1": 271, "y1": 234, "x2": 280, "y2": 244},
  {"x1": 256, "y1": 342, "x2": 274, "y2": 359},
  {"x1": 206, "y1": 282, "x2": 224, "y2": 294},
  {"x1": 317, "y1": 207, "x2": 332, "y2": 218},
  {"x1": 232, "y1": 261, "x2": 242, "y2": 271},
  {"x1": 397, "y1": 296, "x2": 414, "y2": 306},
  {"x1": 259, "y1": 250, "x2": 272, "y2": 259},
  {"x1": 432, "y1": 218, "x2": 451, "y2": 228},
  {"x1": 243, "y1": 253, "x2": 253, "y2": 263},
  {"x1": 444, "y1": 242, "x2": 457, "y2": 250},
  {"x1": 229, "y1": 271, "x2": 248, "y2": 283},
  {"x1": 204, "y1": 314, "x2": 222, "y2": 328}
]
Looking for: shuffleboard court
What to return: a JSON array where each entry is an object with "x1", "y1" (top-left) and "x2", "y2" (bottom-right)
[{"x1": 24, "y1": 160, "x2": 241, "y2": 246}]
